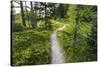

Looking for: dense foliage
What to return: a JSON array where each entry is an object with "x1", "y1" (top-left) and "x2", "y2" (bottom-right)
[
  {"x1": 12, "y1": 29, "x2": 51, "y2": 65},
  {"x1": 11, "y1": 0, "x2": 97, "y2": 65},
  {"x1": 57, "y1": 4, "x2": 97, "y2": 62}
]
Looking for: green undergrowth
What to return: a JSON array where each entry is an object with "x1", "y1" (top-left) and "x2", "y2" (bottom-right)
[
  {"x1": 12, "y1": 29, "x2": 51, "y2": 66},
  {"x1": 51, "y1": 19, "x2": 64, "y2": 30},
  {"x1": 12, "y1": 19, "x2": 64, "y2": 66},
  {"x1": 57, "y1": 22, "x2": 95, "y2": 62}
]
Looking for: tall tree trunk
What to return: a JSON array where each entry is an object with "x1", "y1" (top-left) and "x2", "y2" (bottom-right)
[
  {"x1": 53, "y1": 6, "x2": 56, "y2": 19},
  {"x1": 30, "y1": 1, "x2": 36, "y2": 28},
  {"x1": 72, "y1": 6, "x2": 80, "y2": 47},
  {"x1": 25, "y1": 1, "x2": 30, "y2": 27},
  {"x1": 20, "y1": 1, "x2": 26, "y2": 27},
  {"x1": 34, "y1": 2, "x2": 38, "y2": 28},
  {"x1": 44, "y1": 3, "x2": 48, "y2": 28}
]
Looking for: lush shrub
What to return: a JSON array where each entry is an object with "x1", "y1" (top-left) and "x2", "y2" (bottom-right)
[
  {"x1": 12, "y1": 22, "x2": 23, "y2": 32},
  {"x1": 51, "y1": 20, "x2": 64, "y2": 30},
  {"x1": 57, "y1": 22, "x2": 95, "y2": 62},
  {"x1": 12, "y1": 30, "x2": 51, "y2": 66}
]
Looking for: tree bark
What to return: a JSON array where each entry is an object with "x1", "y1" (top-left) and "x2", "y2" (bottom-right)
[
  {"x1": 20, "y1": 1, "x2": 26, "y2": 27},
  {"x1": 72, "y1": 6, "x2": 80, "y2": 47},
  {"x1": 44, "y1": 3, "x2": 48, "y2": 28},
  {"x1": 25, "y1": 1, "x2": 30, "y2": 27},
  {"x1": 30, "y1": 1, "x2": 36, "y2": 28}
]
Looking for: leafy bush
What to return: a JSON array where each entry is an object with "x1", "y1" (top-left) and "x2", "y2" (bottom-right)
[
  {"x1": 12, "y1": 30, "x2": 51, "y2": 66},
  {"x1": 51, "y1": 20, "x2": 64, "y2": 30},
  {"x1": 57, "y1": 5, "x2": 97, "y2": 62},
  {"x1": 12, "y1": 22, "x2": 23, "y2": 32},
  {"x1": 57, "y1": 22, "x2": 95, "y2": 62}
]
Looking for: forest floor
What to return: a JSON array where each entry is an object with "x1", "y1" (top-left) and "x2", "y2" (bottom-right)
[{"x1": 51, "y1": 24, "x2": 66, "y2": 64}]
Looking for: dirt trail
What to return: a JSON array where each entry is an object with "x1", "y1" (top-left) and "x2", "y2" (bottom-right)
[{"x1": 51, "y1": 25, "x2": 66, "y2": 64}]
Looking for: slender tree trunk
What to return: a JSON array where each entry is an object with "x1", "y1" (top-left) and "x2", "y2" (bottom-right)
[
  {"x1": 25, "y1": 1, "x2": 30, "y2": 27},
  {"x1": 44, "y1": 3, "x2": 48, "y2": 28},
  {"x1": 30, "y1": 1, "x2": 36, "y2": 28},
  {"x1": 34, "y1": 2, "x2": 38, "y2": 28},
  {"x1": 11, "y1": 1, "x2": 17, "y2": 32},
  {"x1": 20, "y1": 1, "x2": 26, "y2": 27},
  {"x1": 53, "y1": 6, "x2": 56, "y2": 19},
  {"x1": 72, "y1": 6, "x2": 80, "y2": 47}
]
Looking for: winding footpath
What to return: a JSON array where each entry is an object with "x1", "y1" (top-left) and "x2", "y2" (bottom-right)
[{"x1": 51, "y1": 25, "x2": 66, "y2": 64}]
